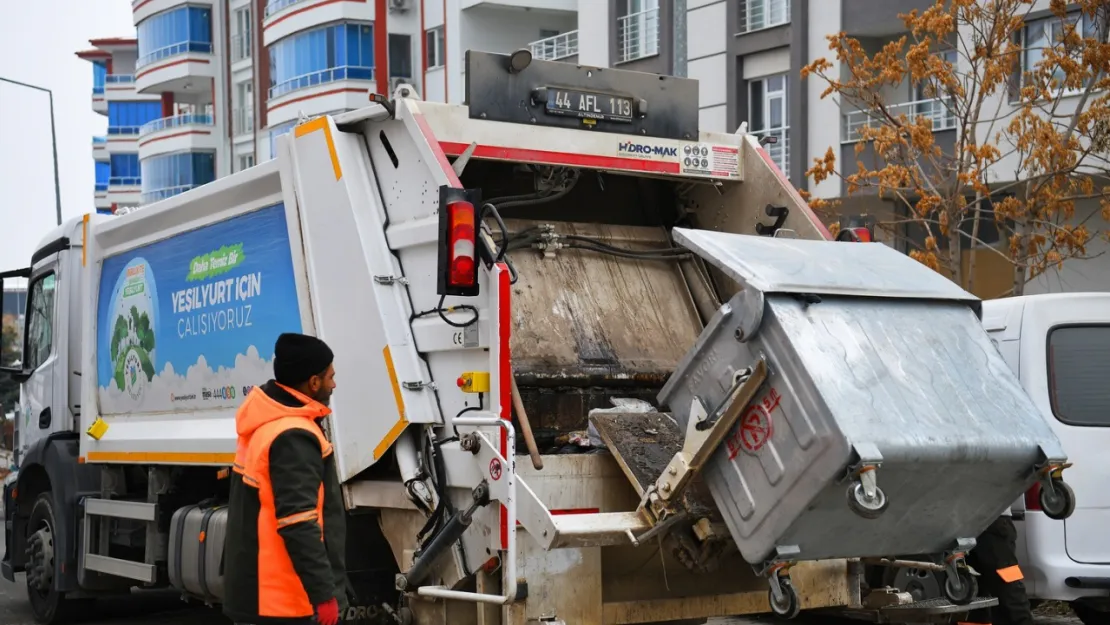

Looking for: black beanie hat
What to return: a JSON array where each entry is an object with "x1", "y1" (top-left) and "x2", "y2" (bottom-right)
[{"x1": 273, "y1": 333, "x2": 334, "y2": 387}]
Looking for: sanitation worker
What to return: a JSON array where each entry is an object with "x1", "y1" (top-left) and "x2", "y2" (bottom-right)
[
  {"x1": 964, "y1": 507, "x2": 1034, "y2": 625},
  {"x1": 224, "y1": 333, "x2": 350, "y2": 625}
]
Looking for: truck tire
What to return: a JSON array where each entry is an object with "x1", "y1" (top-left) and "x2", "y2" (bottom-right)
[{"x1": 25, "y1": 492, "x2": 86, "y2": 624}]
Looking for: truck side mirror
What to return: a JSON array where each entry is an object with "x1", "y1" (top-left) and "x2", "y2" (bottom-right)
[{"x1": 0, "y1": 267, "x2": 32, "y2": 383}]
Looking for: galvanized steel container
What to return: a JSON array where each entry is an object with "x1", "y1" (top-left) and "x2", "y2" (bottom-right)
[{"x1": 659, "y1": 229, "x2": 1067, "y2": 565}]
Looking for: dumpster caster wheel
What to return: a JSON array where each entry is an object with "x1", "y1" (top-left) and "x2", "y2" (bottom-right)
[
  {"x1": 769, "y1": 577, "x2": 800, "y2": 620},
  {"x1": 1039, "y1": 478, "x2": 1075, "y2": 521},
  {"x1": 943, "y1": 568, "x2": 977, "y2": 605},
  {"x1": 847, "y1": 481, "x2": 888, "y2": 519}
]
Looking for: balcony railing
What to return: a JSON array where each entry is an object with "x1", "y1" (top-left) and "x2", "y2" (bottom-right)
[
  {"x1": 841, "y1": 97, "x2": 957, "y2": 143},
  {"x1": 93, "y1": 136, "x2": 107, "y2": 144},
  {"x1": 108, "y1": 126, "x2": 142, "y2": 136},
  {"x1": 529, "y1": 30, "x2": 578, "y2": 61},
  {"x1": 269, "y1": 66, "x2": 374, "y2": 100},
  {"x1": 95, "y1": 182, "x2": 109, "y2": 192},
  {"x1": 737, "y1": 0, "x2": 791, "y2": 34},
  {"x1": 93, "y1": 85, "x2": 105, "y2": 95},
  {"x1": 233, "y1": 107, "x2": 255, "y2": 136},
  {"x1": 106, "y1": 74, "x2": 135, "y2": 84},
  {"x1": 231, "y1": 32, "x2": 252, "y2": 63},
  {"x1": 750, "y1": 127, "x2": 790, "y2": 174},
  {"x1": 617, "y1": 8, "x2": 660, "y2": 63},
  {"x1": 265, "y1": 0, "x2": 308, "y2": 17},
  {"x1": 139, "y1": 113, "x2": 215, "y2": 138},
  {"x1": 109, "y1": 176, "x2": 141, "y2": 187},
  {"x1": 142, "y1": 184, "x2": 200, "y2": 204},
  {"x1": 137, "y1": 41, "x2": 214, "y2": 69}
]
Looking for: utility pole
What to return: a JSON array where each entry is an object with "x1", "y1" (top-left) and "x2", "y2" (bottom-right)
[{"x1": 0, "y1": 77, "x2": 63, "y2": 226}]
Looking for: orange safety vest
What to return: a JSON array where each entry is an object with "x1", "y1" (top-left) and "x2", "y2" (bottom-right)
[{"x1": 231, "y1": 383, "x2": 332, "y2": 619}]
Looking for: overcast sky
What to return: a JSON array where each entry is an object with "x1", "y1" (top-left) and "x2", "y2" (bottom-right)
[{"x1": 0, "y1": 1, "x2": 135, "y2": 273}]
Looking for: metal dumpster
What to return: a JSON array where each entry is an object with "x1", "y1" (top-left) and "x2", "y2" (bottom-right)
[{"x1": 657, "y1": 228, "x2": 1074, "y2": 612}]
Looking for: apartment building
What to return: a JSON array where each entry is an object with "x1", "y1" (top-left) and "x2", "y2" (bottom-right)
[{"x1": 79, "y1": 0, "x2": 675, "y2": 214}]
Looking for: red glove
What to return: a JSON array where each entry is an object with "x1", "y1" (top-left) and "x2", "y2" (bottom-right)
[{"x1": 315, "y1": 597, "x2": 340, "y2": 625}]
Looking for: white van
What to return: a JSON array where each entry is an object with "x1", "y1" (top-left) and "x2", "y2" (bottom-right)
[{"x1": 982, "y1": 292, "x2": 1110, "y2": 625}]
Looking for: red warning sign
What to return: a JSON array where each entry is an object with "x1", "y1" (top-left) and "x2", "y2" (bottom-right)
[
  {"x1": 489, "y1": 458, "x2": 503, "y2": 481},
  {"x1": 727, "y1": 387, "x2": 781, "y2": 459}
]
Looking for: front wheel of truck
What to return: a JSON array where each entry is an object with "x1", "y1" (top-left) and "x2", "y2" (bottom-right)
[{"x1": 25, "y1": 492, "x2": 83, "y2": 624}]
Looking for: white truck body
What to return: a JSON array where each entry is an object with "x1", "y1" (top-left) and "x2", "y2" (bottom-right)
[{"x1": 1, "y1": 52, "x2": 1033, "y2": 625}]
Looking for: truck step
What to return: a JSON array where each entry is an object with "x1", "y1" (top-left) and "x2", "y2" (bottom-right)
[
  {"x1": 84, "y1": 498, "x2": 157, "y2": 521},
  {"x1": 829, "y1": 596, "x2": 1000, "y2": 623}
]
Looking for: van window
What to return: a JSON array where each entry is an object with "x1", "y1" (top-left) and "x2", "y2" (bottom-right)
[{"x1": 1048, "y1": 324, "x2": 1110, "y2": 426}]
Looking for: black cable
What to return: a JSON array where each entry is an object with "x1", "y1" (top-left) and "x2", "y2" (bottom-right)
[
  {"x1": 565, "y1": 241, "x2": 691, "y2": 260},
  {"x1": 561, "y1": 234, "x2": 690, "y2": 256},
  {"x1": 412, "y1": 295, "x2": 480, "y2": 328}
]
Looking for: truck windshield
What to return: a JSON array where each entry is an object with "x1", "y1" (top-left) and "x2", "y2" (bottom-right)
[{"x1": 1048, "y1": 324, "x2": 1110, "y2": 426}]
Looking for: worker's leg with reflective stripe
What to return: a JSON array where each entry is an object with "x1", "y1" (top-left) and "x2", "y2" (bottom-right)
[{"x1": 966, "y1": 515, "x2": 1034, "y2": 625}]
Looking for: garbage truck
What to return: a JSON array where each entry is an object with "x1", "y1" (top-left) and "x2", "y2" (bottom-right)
[{"x1": 0, "y1": 51, "x2": 1076, "y2": 625}]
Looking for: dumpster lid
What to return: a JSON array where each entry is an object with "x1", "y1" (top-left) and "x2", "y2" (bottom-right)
[{"x1": 673, "y1": 228, "x2": 980, "y2": 304}]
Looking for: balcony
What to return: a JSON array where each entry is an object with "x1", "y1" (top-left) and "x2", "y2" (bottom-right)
[
  {"x1": 750, "y1": 127, "x2": 790, "y2": 176},
  {"x1": 262, "y1": 1, "x2": 375, "y2": 48},
  {"x1": 460, "y1": 0, "x2": 577, "y2": 11},
  {"x1": 133, "y1": 0, "x2": 214, "y2": 26},
  {"x1": 841, "y1": 97, "x2": 957, "y2": 143},
  {"x1": 135, "y1": 43, "x2": 216, "y2": 94},
  {"x1": 94, "y1": 184, "x2": 112, "y2": 211},
  {"x1": 737, "y1": 0, "x2": 791, "y2": 34},
  {"x1": 107, "y1": 176, "x2": 142, "y2": 206},
  {"x1": 93, "y1": 136, "x2": 108, "y2": 162},
  {"x1": 529, "y1": 30, "x2": 578, "y2": 61},
  {"x1": 106, "y1": 128, "x2": 140, "y2": 154},
  {"x1": 92, "y1": 89, "x2": 107, "y2": 115},
  {"x1": 267, "y1": 66, "x2": 374, "y2": 126},
  {"x1": 138, "y1": 113, "x2": 218, "y2": 160},
  {"x1": 617, "y1": 8, "x2": 660, "y2": 63},
  {"x1": 141, "y1": 184, "x2": 203, "y2": 204}
]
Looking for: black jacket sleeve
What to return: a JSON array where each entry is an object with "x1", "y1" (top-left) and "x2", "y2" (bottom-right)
[{"x1": 269, "y1": 429, "x2": 335, "y2": 606}]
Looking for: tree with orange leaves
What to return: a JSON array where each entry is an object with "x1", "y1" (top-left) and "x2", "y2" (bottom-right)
[{"x1": 802, "y1": 0, "x2": 1110, "y2": 296}]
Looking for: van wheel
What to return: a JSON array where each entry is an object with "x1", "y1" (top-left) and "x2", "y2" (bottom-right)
[
  {"x1": 25, "y1": 492, "x2": 84, "y2": 624},
  {"x1": 1071, "y1": 601, "x2": 1106, "y2": 625}
]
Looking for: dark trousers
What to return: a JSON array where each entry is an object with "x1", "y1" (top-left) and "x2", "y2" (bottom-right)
[{"x1": 965, "y1": 516, "x2": 1035, "y2": 625}]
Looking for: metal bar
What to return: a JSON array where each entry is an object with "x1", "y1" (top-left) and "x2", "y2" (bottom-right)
[
  {"x1": 85, "y1": 498, "x2": 157, "y2": 522},
  {"x1": 84, "y1": 554, "x2": 157, "y2": 583}
]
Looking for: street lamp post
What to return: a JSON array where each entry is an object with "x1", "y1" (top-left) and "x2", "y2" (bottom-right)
[{"x1": 0, "y1": 77, "x2": 63, "y2": 226}]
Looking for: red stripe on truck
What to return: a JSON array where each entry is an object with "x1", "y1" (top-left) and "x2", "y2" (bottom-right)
[
  {"x1": 497, "y1": 264, "x2": 512, "y2": 550},
  {"x1": 439, "y1": 141, "x2": 682, "y2": 175}
]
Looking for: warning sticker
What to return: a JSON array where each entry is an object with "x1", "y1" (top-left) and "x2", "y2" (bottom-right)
[
  {"x1": 726, "y1": 387, "x2": 782, "y2": 459},
  {"x1": 681, "y1": 143, "x2": 741, "y2": 179}
]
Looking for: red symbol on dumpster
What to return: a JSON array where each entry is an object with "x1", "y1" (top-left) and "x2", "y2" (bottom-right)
[
  {"x1": 726, "y1": 387, "x2": 780, "y2": 459},
  {"x1": 489, "y1": 458, "x2": 503, "y2": 481}
]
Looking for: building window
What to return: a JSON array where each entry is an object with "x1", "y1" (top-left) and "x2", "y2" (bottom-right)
[
  {"x1": 24, "y1": 273, "x2": 57, "y2": 373},
  {"x1": 748, "y1": 74, "x2": 790, "y2": 175},
  {"x1": 617, "y1": 0, "x2": 660, "y2": 63},
  {"x1": 1021, "y1": 12, "x2": 1100, "y2": 94},
  {"x1": 109, "y1": 153, "x2": 141, "y2": 186},
  {"x1": 140, "y1": 151, "x2": 216, "y2": 204},
  {"x1": 93, "y1": 62, "x2": 106, "y2": 95},
  {"x1": 95, "y1": 161, "x2": 110, "y2": 192},
  {"x1": 238, "y1": 154, "x2": 255, "y2": 172},
  {"x1": 268, "y1": 22, "x2": 375, "y2": 100},
  {"x1": 426, "y1": 27, "x2": 445, "y2": 69},
  {"x1": 136, "y1": 6, "x2": 213, "y2": 69},
  {"x1": 740, "y1": 0, "x2": 790, "y2": 34},
  {"x1": 389, "y1": 33, "x2": 413, "y2": 81},
  {"x1": 234, "y1": 80, "x2": 254, "y2": 135},
  {"x1": 265, "y1": 0, "x2": 309, "y2": 17},
  {"x1": 108, "y1": 101, "x2": 163, "y2": 135},
  {"x1": 232, "y1": 6, "x2": 252, "y2": 62},
  {"x1": 1048, "y1": 325, "x2": 1110, "y2": 427},
  {"x1": 269, "y1": 119, "x2": 299, "y2": 159}
]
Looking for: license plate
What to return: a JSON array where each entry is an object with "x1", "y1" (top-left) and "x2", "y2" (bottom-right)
[{"x1": 544, "y1": 88, "x2": 634, "y2": 123}]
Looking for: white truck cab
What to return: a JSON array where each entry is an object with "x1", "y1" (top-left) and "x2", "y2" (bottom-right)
[{"x1": 982, "y1": 292, "x2": 1110, "y2": 625}]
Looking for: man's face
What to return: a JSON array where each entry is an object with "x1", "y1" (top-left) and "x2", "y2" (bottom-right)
[{"x1": 306, "y1": 364, "x2": 337, "y2": 406}]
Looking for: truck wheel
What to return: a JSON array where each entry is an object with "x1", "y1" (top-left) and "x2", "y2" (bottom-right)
[{"x1": 25, "y1": 492, "x2": 82, "y2": 624}]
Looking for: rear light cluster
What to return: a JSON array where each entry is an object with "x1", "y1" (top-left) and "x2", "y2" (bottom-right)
[
  {"x1": 437, "y1": 187, "x2": 482, "y2": 298},
  {"x1": 836, "y1": 226, "x2": 874, "y2": 243},
  {"x1": 447, "y1": 201, "x2": 477, "y2": 289}
]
